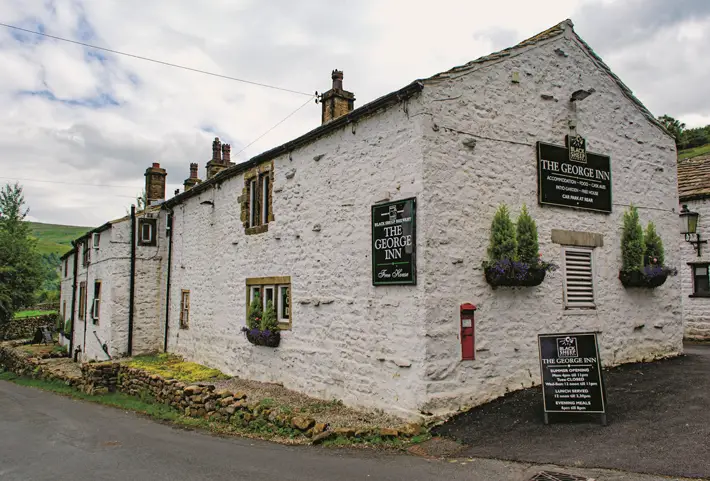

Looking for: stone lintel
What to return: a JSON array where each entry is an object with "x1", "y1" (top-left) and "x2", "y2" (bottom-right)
[{"x1": 551, "y1": 229, "x2": 603, "y2": 247}]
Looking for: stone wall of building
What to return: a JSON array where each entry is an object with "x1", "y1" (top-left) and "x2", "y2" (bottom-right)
[
  {"x1": 0, "y1": 314, "x2": 59, "y2": 341},
  {"x1": 167, "y1": 99, "x2": 429, "y2": 419},
  {"x1": 414, "y1": 28, "x2": 683, "y2": 414},
  {"x1": 680, "y1": 198, "x2": 710, "y2": 341}
]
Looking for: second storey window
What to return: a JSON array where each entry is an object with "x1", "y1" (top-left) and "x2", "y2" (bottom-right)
[
  {"x1": 180, "y1": 290, "x2": 190, "y2": 329},
  {"x1": 690, "y1": 263, "x2": 710, "y2": 297},
  {"x1": 138, "y1": 218, "x2": 157, "y2": 246},
  {"x1": 241, "y1": 162, "x2": 273, "y2": 234},
  {"x1": 91, "y1": 281, "x2": 101, "y2": 324},
  {"x1": 64, "y1": 258, "x2": 68, "y2": 277},
  {"x1": 562, "y1": 246, "x2": 595, "y2": 309},
  {"x1": 82, "y1": 243, "x2": 90, "y2": 266}
]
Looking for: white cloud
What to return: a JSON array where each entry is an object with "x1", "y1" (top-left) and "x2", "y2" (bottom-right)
[{"x1": 0, "y1": 0, "x2": 706, "y2": 226}]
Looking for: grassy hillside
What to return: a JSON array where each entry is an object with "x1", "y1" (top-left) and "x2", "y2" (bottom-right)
[
  {"x1": 27, "y1": 222, "x2": 93, "y2": 257},
  {"x1": 679, "y1": 143, "x2": 710, "y2": 161}
]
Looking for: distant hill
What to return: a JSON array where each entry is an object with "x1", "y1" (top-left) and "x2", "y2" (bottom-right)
[
  {"x1": 27, "y1": 222, "x2": 93, "y2": 258},
  {"x1": 679, "y1": 143, "x2": 710, "y2": 161}
]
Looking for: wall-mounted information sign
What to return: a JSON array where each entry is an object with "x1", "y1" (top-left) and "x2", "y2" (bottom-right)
[
  {"x1": 538, "y1": 135, "x2": 612, "y2": 213},
  {"x1": 372, "y1": 197, "x2": 416, "y2": 285}
]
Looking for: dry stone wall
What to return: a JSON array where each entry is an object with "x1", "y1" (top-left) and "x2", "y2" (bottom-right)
[{"x1": 0, "y1": 314, "x2": 59, "y2": 341}]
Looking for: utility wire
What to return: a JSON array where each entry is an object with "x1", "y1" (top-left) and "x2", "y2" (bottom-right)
[
  {"x1": 0, "y1": 22, "x2": 314, "y2": 97},
  {"x1": 234, "y1": 95, "x2": 316, "y2": 157}
]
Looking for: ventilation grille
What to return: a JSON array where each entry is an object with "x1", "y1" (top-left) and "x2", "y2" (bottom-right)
[
  {"x1": 564, "y1": 248, "x2": 594, "y2": 308},
  {"x1": 528, "y1": 471, "x2": 593, "y2": 481}
]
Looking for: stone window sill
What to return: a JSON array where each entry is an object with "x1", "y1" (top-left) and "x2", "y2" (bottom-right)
[
  {"x1": 562, "y1": 308, "x2": 597, "y2": 316},
  {"x1": 689, "y1": 293, "x2": 710, "y2": 298},
  {"x1": 245, "y1": 224, "x2": 269, "y2": 235}
]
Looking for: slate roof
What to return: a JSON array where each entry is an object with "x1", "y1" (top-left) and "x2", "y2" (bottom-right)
[{"x1": 678, "y1": 155, "x2": 710, "y2": 202}]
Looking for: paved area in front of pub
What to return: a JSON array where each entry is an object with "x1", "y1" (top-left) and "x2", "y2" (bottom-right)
[{"x1": 432, "y1": 343, "x2": 710, "y2": 479}]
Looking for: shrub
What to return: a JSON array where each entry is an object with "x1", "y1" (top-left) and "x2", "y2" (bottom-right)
[
  {"x1": 644, "y1": 221, "x2": 665, "y2": 266},
  {"x1": 261, "y1": 300, "x2": 279, "y2": 332},
  {"x1": 247, "y1": 294, "x2": 262, "y2": 330},
  {"x1": 516, "y1": 204, "x2": 539, "y2": 264},
  {"x1": 487, "y1": 205, "x2": 517, "y2": 262},
  {"x1": 621, "y1": 205, "x2": 644, "y2": 272}
]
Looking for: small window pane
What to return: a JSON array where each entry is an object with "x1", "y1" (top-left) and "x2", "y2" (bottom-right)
[
  {"x1": 279, "y1": 286, "x2": 290, "y2": 320},
  {"x1": 249, "y1": 180, "x2": 257, "y2": 227},
  {"x1": 694, "y1": 266, "x2": 710, "y2": 295},
  {"x1": 262, "y1": 175, "x2": 270, "y2": 224},
  {"x1": 263, "y1": 286, "x2": 275, "y2": 309}
]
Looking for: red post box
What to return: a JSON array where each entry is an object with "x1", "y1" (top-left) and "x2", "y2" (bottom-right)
[{"x1": 460, "y1": 303, "x2": 476, "y2": 360}]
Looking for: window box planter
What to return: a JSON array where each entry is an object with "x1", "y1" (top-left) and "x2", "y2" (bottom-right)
[
  {"x1": 619, "y1": 266, "x2": 676, "y2": 288},
  {"x1": 242, "y1": 327, "x2": 280, "y2": 348},
  {"x1": 483, "y1": 260, "x2": 556, "y2": 288}
]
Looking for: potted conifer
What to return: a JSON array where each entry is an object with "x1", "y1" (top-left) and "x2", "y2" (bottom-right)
[
  {"x1": 618, "y1": 206, "x2": 676, "y2": 288},
  {"x1": 483, "y1": 204, "x2": 556, "y2": 287},
  {"x1": 242, "y1": 295, "x2": 281, "y2": 347}
]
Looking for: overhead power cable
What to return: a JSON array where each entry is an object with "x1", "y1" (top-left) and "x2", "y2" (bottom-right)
[{"x1": 0, "y1": 22, "x2": 314, "y2": 97}]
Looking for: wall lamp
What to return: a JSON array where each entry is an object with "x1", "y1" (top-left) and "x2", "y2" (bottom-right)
[{"x1": 680, "y1": 204, "x2": 707, "y2": 256}]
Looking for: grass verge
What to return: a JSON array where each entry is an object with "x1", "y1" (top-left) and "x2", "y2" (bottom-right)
[
  {"x1": 13, "y1": 310, "x2": 58, "y2": 319},
  {"x1": 124, "y1": 353, "x2": 229, "y2": 383},
  {"x1": 679, "y1": 143, "x2": 710, "y2": 160}
]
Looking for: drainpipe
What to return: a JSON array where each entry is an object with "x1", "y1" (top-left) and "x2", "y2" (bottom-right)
[
  {"x1": 82, "y1": 242, "x2": 89, "y2": 359},
  {"x1": 128, "y1": 205, "x2": 136, "y2": 356},
  {"x1": 163, "y1": 209, "x2": 174, "y2": 352},
  {"x1": 69, "y1": 241, "x2": 78, "y2": 356}
]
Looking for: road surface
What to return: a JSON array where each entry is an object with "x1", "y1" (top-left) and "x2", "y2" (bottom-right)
[{"x1": 0, "y1": 381, "x2": 690, "y2": 481}]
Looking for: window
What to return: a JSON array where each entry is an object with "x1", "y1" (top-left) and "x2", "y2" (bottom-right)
[
  {"x1": 92, "y1": 232, "x2": 100, "y2": 249},
  {"x1": 64, "y1": 258, "x2": 68, "y2": 277},
  {"x1": 91, "y1": 281, "x2": 101, "y2": 324},
  {"x1": 138, "y1": 218, "x2": 157, "y2": 246},
  {"x1": 691, "y1": 263, "x2": 710, "y2": 297},
  {"x1": 78, "y1": 282, "x2": 87, "y2": 321},
  {"x1": 179, "y1": 290, "x2": 190, "y2": 329},
  {"x1": 562, "y1": 247, "x2": 595, "y2": 309},
  {"x1": 82, "y1": 243, "x2": 90, "y2": 267},
  {"x1": 242, "y1": 164, "x2": 273, "y2": 234},
  {"x1": 246, "y1": 277, "x2": 291, "y2": 329},
  {"x1": 62, "y1": 301, "x2": 66, "y2": 322}
]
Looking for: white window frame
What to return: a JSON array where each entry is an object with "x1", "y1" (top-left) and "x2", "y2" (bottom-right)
[
  {"x1": 249, "y1": 179, "x2": 257, "y2": 228},
  {"x1": 278, "y1": 285, "x2": 290, "y2": 323},
  {"x1": 263, "y1": 285, "x2": 275, "y2": 310},
  {"x1": 92, "y1": 232, "x2": 100, "y2": 249},
  {"x1": 179, "y1": 290, "x2": 190, "y2": 329},
  {"x1": 250, "y1": 286, "x2": 261, "y2": 305},
  {"x1": 91, "y1": 280, "x2": 101, "y2": 323},
  {"x1": 261, "y1": 174, "x2": 270, "y2": 225},
  {"x1": 562, "y1": 246, "x2": 596, "y2": 309}
]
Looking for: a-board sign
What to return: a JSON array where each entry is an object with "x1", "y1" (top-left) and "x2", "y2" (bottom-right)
[
  {"x1": 371, "y1": 197, "x2": 416, "y2": 285},
  {"x1": 537, "y1": 135, "x2": 612, "y2": 213},
  {"x1": 538, "y1": 332, "x2": 606, "y2": 423}
]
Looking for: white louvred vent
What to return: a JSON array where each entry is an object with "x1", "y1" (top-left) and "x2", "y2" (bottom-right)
[{"x1": 563, "y1": 247, "x2": 595, "y2": 309}]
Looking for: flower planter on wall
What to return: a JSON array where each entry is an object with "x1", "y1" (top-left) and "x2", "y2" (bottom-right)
[
  {"x1": 484, "y1": 260, "x2": 553, "y2": 288},
  {"x1": 243, "y1": 328, "x2": 281, "y2": 347},
  {"x1": 618, "y1": 268, "x2": 675, "y2": 288}
]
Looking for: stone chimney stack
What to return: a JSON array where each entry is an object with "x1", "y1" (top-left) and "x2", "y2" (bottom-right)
[
  {"x1": 144, "y1": 162, "x2": 167, "y2": 205},
  {"x1": 183, "y1": 162, "x2": 202, "y2": 191},
  {"x1": 321, "y1": 70, "x2": 355, "y2": 124},
  {"x1": 206, "y1": 137, "x2": 228, "y2": 180}
]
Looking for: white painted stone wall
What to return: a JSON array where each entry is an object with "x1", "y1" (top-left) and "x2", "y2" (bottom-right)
[
  {"x1": 680, "y1": 198, "x2": 710, "y2": 341},
  {"x1": 414, "y1": 30, "x2": 683, "y2": 414},
  {"x1": 167, "y1": 101, "x2": 429, "y2": 418},
  {"x1": 59, "y1": 253, "x2": 74, "y2": 350}
]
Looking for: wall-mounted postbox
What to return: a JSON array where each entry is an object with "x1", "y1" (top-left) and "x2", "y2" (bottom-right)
[{"x1": 460, "y1": 303, "x2": 476, "y2": 360}]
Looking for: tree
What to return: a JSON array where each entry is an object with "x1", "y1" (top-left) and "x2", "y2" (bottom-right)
[
  {"x1": 247, "y1": 293, "x2": 262, "y2": 330},
  {"x1": 0, "y1": 183, "x2": 43, "y2": 323},
  {"x1": 657, "y1": 115, "x2": 685, "y2": 147},
  {"x1": 516, "y1": 204, "x2": 539, "y2": 264},
  {"x1": 487, "y1": 204, "x2": 517, "y2": 262},
  {"x1": 644, "y1": 221, "x2": 664, "y2": 266},
  {"x1": 621, "y1": 205, "x2": 644, "y2": 272}
]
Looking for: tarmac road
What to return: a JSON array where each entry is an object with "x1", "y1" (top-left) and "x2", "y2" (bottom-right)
[{"x1": 0, "y1": 380, "x2": 699, "y2": 481}]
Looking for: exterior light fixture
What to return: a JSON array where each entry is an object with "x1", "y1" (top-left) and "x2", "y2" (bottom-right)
[{"x1": 680, "y1": 204, "x2": 706, "y2": 256}]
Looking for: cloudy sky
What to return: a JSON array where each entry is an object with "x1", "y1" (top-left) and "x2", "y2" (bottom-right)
[{"x1": 1, "y1": 0, "x2": 708, "y2": 227}]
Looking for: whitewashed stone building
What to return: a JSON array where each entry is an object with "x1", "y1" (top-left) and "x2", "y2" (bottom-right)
[
  {"x1": 678, "y1": 155, "x2": 710, "y2": 341},
  {"x1": 61, "y1": 20, "x2": 683, "y2": 418}
]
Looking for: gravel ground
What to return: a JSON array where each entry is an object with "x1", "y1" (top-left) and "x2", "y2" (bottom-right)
[
  {"x1": 432, "y1": 344, "x2": 710, "y2": 479},
  {"x1": 212, "y1": 377, "x2": 407, "y2": 429}
]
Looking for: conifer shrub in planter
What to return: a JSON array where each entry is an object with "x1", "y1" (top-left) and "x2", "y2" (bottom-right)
[
  {"x1": 242, "y1": 295, "x2": 280, "y2": 347},
  {"x1": 618, "y1": 206, "x2": 676, "y2": 288},
  {"x1": 483, "y1": 204, "x2": 556, "y2": 288}
]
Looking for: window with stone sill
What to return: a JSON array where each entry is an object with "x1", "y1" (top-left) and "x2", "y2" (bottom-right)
[
  {"x1": 690, "y1": 263, "x2": 710, "y2": 297},
  {"x1": 246, "y1": 276, "x2": 291, "y2": 329},
  {"x1": 241, "y1": 162, "x2": 274, "y2": 235},
  {"x1": 82, "y1": 243, "x2": 90, "y2": 267},
  {"x1": 78, "y1": 281, "x2": 87, "y2": 321},
  {"x1": 138, "y1": 218, "x2": 157, "y2": 246},
  {"x1": 179, "y1": 290, "x2": 190, "y2": 329},
  {"x1": 91, "y1": 280, "x2": 101, "y2": 324}
]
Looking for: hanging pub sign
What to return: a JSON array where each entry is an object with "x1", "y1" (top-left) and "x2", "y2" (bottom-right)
[
  {"x1": 372, "y1": 197, "x2": 416, "y2": 285},
  {"x1": 538, "y1": 332, "x2": 607, "y2": 425},
  {"x1": 538, "y1": 135, "x2": 612, "y2": 213}
]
